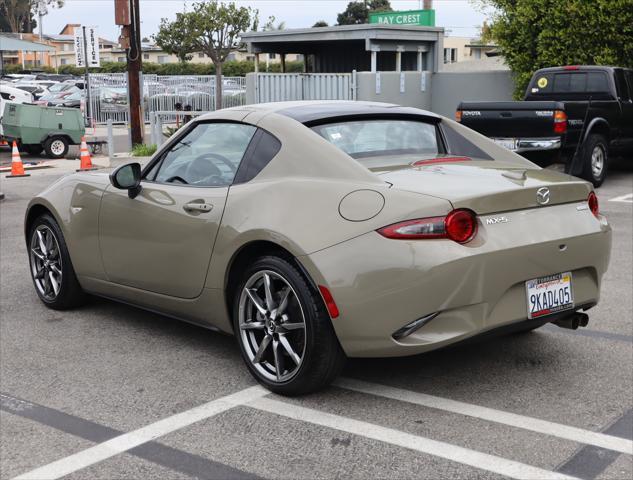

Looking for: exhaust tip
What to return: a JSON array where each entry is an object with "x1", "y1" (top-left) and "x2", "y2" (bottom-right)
[{"x1": 553, "y1": 312, "x2": 589, "y2": 330}]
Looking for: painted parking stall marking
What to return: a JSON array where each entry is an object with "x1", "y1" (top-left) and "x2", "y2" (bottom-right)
[
  {"x1": 608, "y1": 193, "x2": 633, "y2": 203},
  {"x1": 11, "y1": 386, "x2": 268, "y2": 480},
  {"x1": 336, "y1": 378, "x2": 633, "y2": 455},
  {"x1": 247, "y1": 396, "x2": 578, "y2": 480}
]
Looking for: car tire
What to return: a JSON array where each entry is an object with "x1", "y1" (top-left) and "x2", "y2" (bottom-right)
[
  {"x1": 44, "y1": 136, "x2": 69, "y2": 159},
  {"x1": 232, "y1": 255, "x2": 346, "y2": 395},
  {"x1": 28, "y1": 213, "x2": 86, "y2": 310},
  {"x1": 580, "y1": 133, "x2": 608, "y2": 187}
]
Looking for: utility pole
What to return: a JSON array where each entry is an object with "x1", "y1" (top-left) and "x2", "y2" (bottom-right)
[{"x1": 127, "y1": 0, "x2": 144, "y2": 145}]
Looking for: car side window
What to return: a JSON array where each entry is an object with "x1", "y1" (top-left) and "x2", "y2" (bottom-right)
[{"x1": 149, "y1": 122, "x2": 256, "y2": 187}]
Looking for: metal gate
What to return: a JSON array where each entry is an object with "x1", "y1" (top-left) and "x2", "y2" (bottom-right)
[
  {"x1": 255, "y1": 73, "x2": 355, "y2": 103},
  {"x1": 88, "y1": 73, "x2": 246, "y2": 124}
]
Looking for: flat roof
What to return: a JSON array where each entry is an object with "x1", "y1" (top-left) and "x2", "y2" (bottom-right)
[
  {"x1": 0, "y1": 35, "x2": 56, "y2": 52},
  {"x1": 242, "y1": 24, "x2": 444, "y2": 51}
]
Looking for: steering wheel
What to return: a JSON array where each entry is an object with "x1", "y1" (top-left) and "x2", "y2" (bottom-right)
[{"x1": 185, "y1": 153, "x2": 237, "y2": 186}]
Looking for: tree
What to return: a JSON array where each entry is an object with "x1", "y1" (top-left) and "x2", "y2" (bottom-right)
[
  {"x1": 155, "y1": 1, "x2": 258, "y2": 109},
  {"x1": 0, "y1": 0, "x2": 63, "y2": 33},
  {"x1": 154, "y1": 13, "x2": 196, "y2": 63},
  {"x1": 480, "y1": 0, "x2": 633, "y2": 97},
  {"x1": 312, "y1": 20, "x2": 328, "y2": 28},
  {"x1": 336, "y1": 0, "x2": 392, "y2": 25}
]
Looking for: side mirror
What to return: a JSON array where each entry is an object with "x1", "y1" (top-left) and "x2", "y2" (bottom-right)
[{"x1": 110, "y1": 162, "x2": 142, "y2": 199}]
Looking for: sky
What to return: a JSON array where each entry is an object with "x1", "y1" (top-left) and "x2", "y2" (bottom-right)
[{"x1": 40, "y1": 0, "x2": 489, "y2": 42}]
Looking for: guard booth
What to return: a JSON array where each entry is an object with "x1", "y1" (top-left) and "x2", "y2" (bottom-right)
[
  {"x1": 241, "y1": 24, "x2": 444, "y2": 74},
  {"x1": 241, "y1": 24, "x2": 444, "y2": 108}
]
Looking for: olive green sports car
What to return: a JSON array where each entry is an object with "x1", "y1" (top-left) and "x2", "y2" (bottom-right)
[{"x1": 25, "y1": 101, "x2": 612, "y2": 394}]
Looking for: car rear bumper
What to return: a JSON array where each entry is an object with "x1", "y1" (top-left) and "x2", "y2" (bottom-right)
[
  {"x1": 300, "y1": 202, "x2": 611, "y2": 357},
  {"x1": 493, "y1": 137, "x2": 561, "y2": 153}
]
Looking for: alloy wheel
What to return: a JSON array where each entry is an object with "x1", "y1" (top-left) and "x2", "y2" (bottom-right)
[
  {"x1": 30, "y1": 225, "x2": 63, "y2": 301},
  {"x1": 591, "y1": 144, "x2": 605, "y2": 179},
  {"x1": 238, "y1": 270, "x2": 306, "y2": 383}
]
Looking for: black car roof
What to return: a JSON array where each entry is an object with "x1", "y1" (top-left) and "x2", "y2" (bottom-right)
[{"x1": 275, "y1": 102, "x2": 441, "y2": 126}]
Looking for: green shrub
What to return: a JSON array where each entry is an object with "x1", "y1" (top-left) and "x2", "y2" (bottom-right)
[
  {"x1": 5, "y1": 60, "x2": 304, "y2": 77},
  {"x1": 131, "y1": 144, "x2": 157, "y2": 157}
]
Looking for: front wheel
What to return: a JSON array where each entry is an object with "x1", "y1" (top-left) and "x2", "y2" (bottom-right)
[
  {"x1": 28, "y1": 214, "x2": 86, "y2": 309},
  {"x1": 233, "y1": 255, "x2": 346, "y2": 395}
]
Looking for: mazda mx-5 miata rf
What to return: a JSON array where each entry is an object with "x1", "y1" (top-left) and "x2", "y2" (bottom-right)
[{"x1": 25, "y1": 101, "x2": 611, "y2": 394}]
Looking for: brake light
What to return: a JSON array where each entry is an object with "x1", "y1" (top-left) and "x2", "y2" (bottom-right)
[
  {"x1": 588, "y1": 191, "x2": 599, "y2": 217},
  {"x1": 413, "y1": 156, "x2": 471, "y2": 166},
  {"x1": 318, "y1": 285, "x2": 340, "y2": 319},
  {"x1": 377, "y1": 209, "x2": 477, "y2": 244},
  {"x1": 455, "y1": 110, "x2": 462, "y2": 122},
  {"x1": 553, "y1": 110, "x2": 567, "y2": 134},
  {"x1": 563, "y1": 65, "x2": 580, "y2": 70}
]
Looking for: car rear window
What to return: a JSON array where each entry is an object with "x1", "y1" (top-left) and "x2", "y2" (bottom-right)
[
  {"x1": 529, "y1": 71, "x2": 609, "y2": 95},
  {"x1": 311, "y1": 119, "x2": 440, "y2": 160}
]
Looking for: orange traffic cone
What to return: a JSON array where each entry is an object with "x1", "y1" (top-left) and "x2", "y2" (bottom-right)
[
  {"x1": 76, "y1": 137, "x2": 97, "y2": 172},
  {"x1": 6, "y1": 141, "x2": 30, "y2": 178}
]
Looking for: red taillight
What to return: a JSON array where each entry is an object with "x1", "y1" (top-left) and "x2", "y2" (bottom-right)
[
  {"x1": 445, "y1": 209, "x2": 478, "y2": 243},
  {"x1": 553, "y1": 110, "x2": 567, "y2": 134},
  {"x1": 588, "y1": 191, "x2": 599, "y2": 217},
  {"x1": 563, "y1": 65, "x2": 580, "y2": 70},
  {"x1": 455, "y1": 110, "x2": 462, "y2": 122},
  {"x1": 377, "y1": 209, "x2": 477, "y2": 244},
  {"x1": 318, "y1": 285, "x2": 340, "y2": 319}
]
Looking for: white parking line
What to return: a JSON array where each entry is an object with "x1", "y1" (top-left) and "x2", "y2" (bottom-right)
[
  {"x1": 12, "y1": 386, "x2": 268, "y2": 480},
  {"x1": 336, "y1": 378, "x2": 633, "y2": 455},
  {"x1": 248, "y1": 396, "x2": 577, "y2": 480},
  {"x1": 608, "y1": 193, "x2": 633, "y2": 203}
]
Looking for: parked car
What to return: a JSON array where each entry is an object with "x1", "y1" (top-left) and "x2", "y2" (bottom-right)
[
  {"x1": 14, "y1": 84, "x2": 50, "y2": 100},
  {"x1": 50, "y1": 90, "x2": 84, "y2": 109},
  {"x1": 25, "y1": 101, "x2": 611, "y2": 394},
  {"x1": 34, "y1": 84, "x2": 80, "y2": 106},
  {"x1": 456, "y1": 66, "x2": 633, "y2": 186}
]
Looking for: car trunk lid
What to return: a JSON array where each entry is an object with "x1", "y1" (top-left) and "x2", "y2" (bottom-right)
[{"x1": 374, "y1": 160, "x2": 591, "y2": 215}]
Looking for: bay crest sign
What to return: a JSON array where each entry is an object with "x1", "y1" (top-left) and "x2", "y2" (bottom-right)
[{"x1": 369, "y1": 9, "x2": 435, "y2": 27}]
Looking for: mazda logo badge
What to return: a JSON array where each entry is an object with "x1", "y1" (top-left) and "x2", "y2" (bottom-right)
[{"x1": 536, "y1": 187, "x2": 551, "y2": 205}]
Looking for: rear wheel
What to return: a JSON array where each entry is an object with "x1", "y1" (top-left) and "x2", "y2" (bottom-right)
[
  {"x1": 28, "y1": 214, "x2": 85, "y2": 309},
  {"x1": 44, "y1": 136, "x2": 69, "y2": 159},
  {"x1": 579, "y1": 134, "x2": 608, "y2": 187},
  {"x1": 233, "y1": 255, "x2": 346, "y2": 395}
]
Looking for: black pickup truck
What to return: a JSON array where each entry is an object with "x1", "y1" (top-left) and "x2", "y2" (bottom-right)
[{"x1": 457, "y1": 66, "x2": 633, "y2": 186}]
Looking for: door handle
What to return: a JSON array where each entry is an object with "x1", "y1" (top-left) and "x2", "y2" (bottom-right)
[{"x1": 183, "y1": 202, "x2": 213, "y2": 213}]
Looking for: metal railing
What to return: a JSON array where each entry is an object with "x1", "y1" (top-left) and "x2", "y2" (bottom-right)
[
  {"x1": 255, "y1": 72, "x2": 355, "y2": 103},
  {"x1": 88, "y1": 73, "x2": 246, "y2": 125}
]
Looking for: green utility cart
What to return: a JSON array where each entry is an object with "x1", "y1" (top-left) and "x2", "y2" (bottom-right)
[{"x1": 1, "y1": 103, "x2": 85, "y2": 159}]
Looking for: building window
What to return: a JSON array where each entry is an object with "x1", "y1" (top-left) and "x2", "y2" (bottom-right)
[
  {"x1": 60, "y1": 58, "x2": 67, "y2": 65},
  {"x1": 269, "y1": 53, "x2": 276, "y2": 60},
  {"x1": 227, "y1": 53, "x2": 236, "y2": 61},
  {"x1": 143, "y1": 53, "x2": 150, "y2": 60},
  {"x1": 444, "y1": 48, "x2": 458, "y2": 64},
  {"x1": 158, "y1": 55, "x2": 169, "y2": 64},
  {"x1": 117, "y1": 56, "x2": 126, "y2": 62}
]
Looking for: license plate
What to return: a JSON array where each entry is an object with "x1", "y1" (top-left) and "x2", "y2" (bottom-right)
[
  {"x1": 526, "y1": 272, "x2": 574, "y2": 319},
  {"x1": 493, "y1": 138, "x2": 517, "y2": 151}
]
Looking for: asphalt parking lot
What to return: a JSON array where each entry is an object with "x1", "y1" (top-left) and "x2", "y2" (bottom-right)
[{"x1": 1, "y1": 155, "x2": 631, "y2": 480}]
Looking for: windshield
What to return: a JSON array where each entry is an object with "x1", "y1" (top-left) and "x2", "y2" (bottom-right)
[{"x1": 312, "y1": 120, "x2": 440, "y2": 162}]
